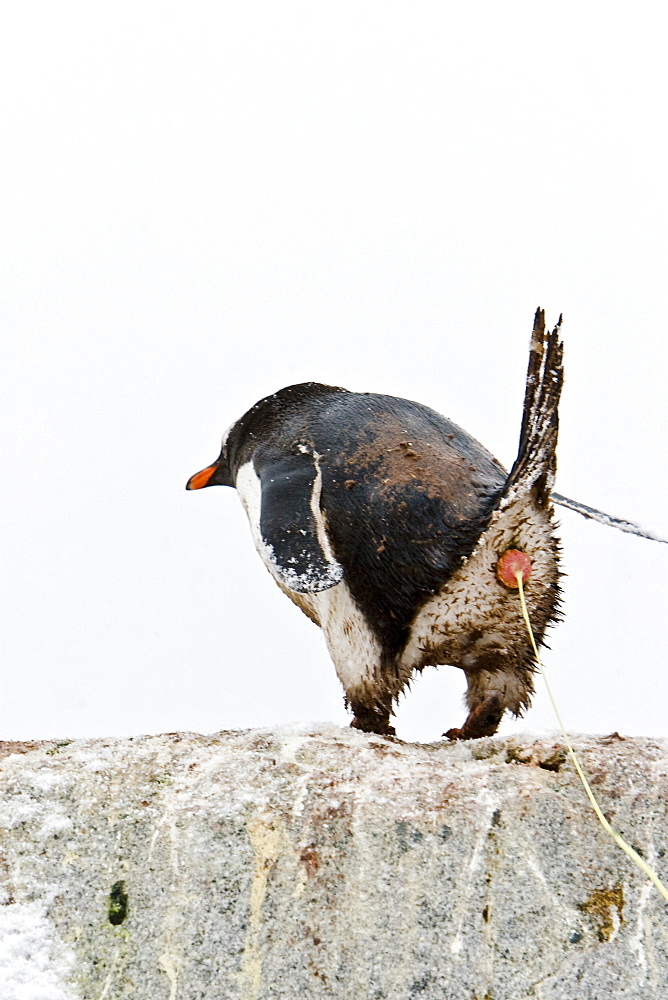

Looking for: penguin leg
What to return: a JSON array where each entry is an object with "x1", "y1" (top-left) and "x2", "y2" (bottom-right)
[
  {"x1": 346, "y1": 665, "x2": 411, "y2": 736},
  {"x1": 445, "y1": 667, "x2": 534, "y2": 741},
  {"x1": 316, "y1": 581, "x2": 405, "y2": 736}
]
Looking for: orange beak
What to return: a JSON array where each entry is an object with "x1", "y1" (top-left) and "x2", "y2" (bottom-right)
[{"x1": 186, "y1": 464, "x2": 219, "y2": 490}]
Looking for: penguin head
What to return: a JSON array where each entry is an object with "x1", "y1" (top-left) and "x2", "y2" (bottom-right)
[{"x1": 186, "y1": 383, "x2": 348, "y2": 492}]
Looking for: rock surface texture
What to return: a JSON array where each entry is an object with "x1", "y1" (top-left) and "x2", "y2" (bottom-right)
[{"x1": 0, "y1": 726, "x2": 667, "y2": 999}]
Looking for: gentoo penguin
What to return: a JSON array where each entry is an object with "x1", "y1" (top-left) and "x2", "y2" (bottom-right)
[{"x1": 187, "y1": 309, "x2": 567, "y2": 739}]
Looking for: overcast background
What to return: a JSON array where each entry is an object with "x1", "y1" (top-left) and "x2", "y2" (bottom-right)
[{"x1": 1, "y1": 2, "x2": 666, "y2": 743}]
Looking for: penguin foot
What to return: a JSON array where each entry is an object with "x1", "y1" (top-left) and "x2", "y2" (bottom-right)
[
  {"x1": 350, "y1": 717, "x2": 396, "y2": 736},
  {"x1": 444, "y1": 695, "x2": 504, "y2": 741},
  {"x1": 350, "y1": 706, "x2": 396, "y2": 736}
]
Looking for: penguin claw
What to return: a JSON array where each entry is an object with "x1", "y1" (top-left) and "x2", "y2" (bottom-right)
[
  {"x1": 444, "y1": 696, "x2": 504, "y2": 741},
  {"x1": 444, "y1": 727, "x2": 463, "y2": 741}
]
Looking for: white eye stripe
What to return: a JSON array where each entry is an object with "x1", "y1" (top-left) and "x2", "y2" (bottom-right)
[{"x1": 220, "y1": 420, "x2": 235, "y2": 451}]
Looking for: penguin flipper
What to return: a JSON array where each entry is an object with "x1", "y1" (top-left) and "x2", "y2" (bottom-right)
[
  {"x1": 251, "y1": 450, "x2": 344, "y2": 594},
  {"x1": 502, "y1": 308, "x2": 564, "y2": 508}
]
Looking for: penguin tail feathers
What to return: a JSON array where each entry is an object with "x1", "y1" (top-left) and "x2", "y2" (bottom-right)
[
  {"x1": 503, "y1": 308, "x2": 564, "y2": 508},
  {"x1": 504, "y1": 309, "x2": 666, "y2": 546}
]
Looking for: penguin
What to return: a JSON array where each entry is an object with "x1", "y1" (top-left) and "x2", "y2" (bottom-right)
[
  {"x1": 187, "y1": 309, "x2": 567, "y2": 738},
  {"x1": 187, "y1": 310, "x2": 665, "y2": 738}
]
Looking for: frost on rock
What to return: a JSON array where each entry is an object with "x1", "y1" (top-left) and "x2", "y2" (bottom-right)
[{"x1": 0, "y1": 902, "x2": 75, "y2": 1000}]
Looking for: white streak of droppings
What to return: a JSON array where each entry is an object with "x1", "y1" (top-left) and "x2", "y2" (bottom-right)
[
  {"x1": 449, "y1": 792, "x2": 500, "y2": 958},
  {"x1": 147, "y1": 822, "x2": 162, "y2": 863},
  {"x1": 237, "y1": 815, "x2": 283, "y2": 1000},
  {"x1": 147, "y1": 783, "x2": 183, "y2": 1000},
  {"x1": 525, "y1": 852, "x2": 550, "y2": 891},
  {"x1": 280, "y1": 734, "x2": 316, "y2": 824},
  {"x1": 608, "y1": 903, "x2": 622, "y2": 942},
  {"x1": 278, "y1": 733, "x2": 309, "y2": 764},
  {"x1": 98, "y1": 945, "x2": 120, "y2": 1000},
  {"x1": 521, "y1": 848, "x2": 572, "y2": 925},
  {"x1": 630, "y1": 881, "x2": 652, "y2": 970},
  {"x1": 159, "y1": 952, "x2": 180, "y2": 1000},
  {"x1": 159, "y1": 816, "x2": 182, "y2": 999}
]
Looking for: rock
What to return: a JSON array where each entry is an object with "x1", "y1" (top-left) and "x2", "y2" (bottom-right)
[{"x1": 0, "y1": 725, "x2": 667, "y2": 999}]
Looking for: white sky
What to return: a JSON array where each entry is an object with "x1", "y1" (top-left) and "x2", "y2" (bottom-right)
[{"x1": 1, "y1": 2, "x2": 666, "y2": 742}]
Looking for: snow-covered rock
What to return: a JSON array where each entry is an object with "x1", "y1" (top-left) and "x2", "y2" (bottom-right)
[{"x1": 0, "y1": 726, "x2": 667, "y2": 999}]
